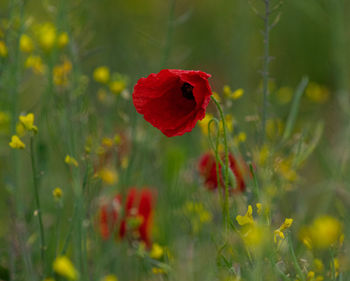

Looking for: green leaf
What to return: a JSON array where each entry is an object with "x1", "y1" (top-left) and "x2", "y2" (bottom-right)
[{"x1": 282, "y1": 76, "x2": 309, "y2": 141}]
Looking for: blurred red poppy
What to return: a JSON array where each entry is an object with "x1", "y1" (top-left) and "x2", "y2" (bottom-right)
[
  {"x1": 133, "y1": 69, "x2": 213, "y2": 137},
  {"x1": 99, "y1": 195, "x2": 122, "y2": 239},
  {"x1": 99, "y1": 188, "x2": 155, "y2": 247},
  {"x1": 198, "y1": 152, "x2": 247, "y2": 192}
]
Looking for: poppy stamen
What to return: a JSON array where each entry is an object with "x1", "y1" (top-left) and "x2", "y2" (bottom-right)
[{"x1": 181, "y1": 83, "x2": 195, "y2": 100}]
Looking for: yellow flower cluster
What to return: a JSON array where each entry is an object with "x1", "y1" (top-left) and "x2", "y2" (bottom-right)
[
  {"x1": 9, "y1": 135, "x2": 25, "y2": 149},
  {"x1": 275, "y1": 86, "x2": 293, "y2": 104},
  {"x1": 19, "y1": 113, "x2": 38, "y2": 133},
  {"x1": 53, "y1": 256, "x2": 78, "y2": 280},
  {"x1": 150, "y1": 243, "x2": 164, "y2": 259},
  {"x1": 0, "y1": 40, "x2": 8, "y2": 57},
  {"x1": 274, "y1": 218, "x2": 293, "y2": 243},
  {"x1": 300, "y1": 215, "x2": 343, "y2": 249},
  {"x1": 223, "y1": 86, "x2": 244, "y2": 100},
  {"x1": 198, "y1": 113, "x2": 234, "y2": 137},
  {"x1": 65, "y1": 155, "x2": 79, "y2": 167},
  {"x1": 236, "y1": 204, "x2": 294, "y2": 250},
  {"x1": 95, "y1": 167, "x2": 118, "y2": 185},
  {"x1": 306, "y1": 82, "x2": 330, "y2": 104},
  {"x1": 53, "y1": 58, "x2": 72, "y2": 86},
  {"x1": 9, "y1": 113, "x2": 38, "y2": 150},
  {"x1": 93, "y1": 66, "x2": 128, "y2": 102},
  {"x1": 35, "y1": 23, "x2": 69, "y2": 51},
  {"x1": 183, "y1": 201, "x2": 212, "y2": 234},
  {"x1": 20, "y1": 34, "x2": 34, "y2": 53},
  {"x1": 52, "y1": 187, "x2": 63, "y2": 199},
  {"x1": 25, "y1": 55, "x2": 46, "y2": 74},
  {"x1": 236, "y1": 205, "x2": 254, "y2": 226}
]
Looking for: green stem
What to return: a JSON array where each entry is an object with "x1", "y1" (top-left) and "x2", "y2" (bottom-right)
[
  {"x1": 287, "y1": 235, "x2": 305, "y2": 281},
  {"x1": 211, "y1": 96, "x2": 230, "y2": 227},
  {"x1": 249, "y1": 163, "x2": 260, "y2": 200},
  {"x1": 208, "y1": 118, "x2": 225, "y2": 215},
  {"x1": 262, "y1": 0, "x2": 271, "y2": 142},
  {"x1": 30, "y1": 137, "x2": 46, "y2": 273}
]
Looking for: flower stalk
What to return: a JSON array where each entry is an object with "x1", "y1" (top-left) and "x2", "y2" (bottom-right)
[
  {"x1": 30, "y1": 136, "x2": 46, "y2": 271},
  {"x1": 262, "y1": 0, "x2": 271, "y2": 142},
  {"x1": 211, "y1": 96, "x2": 230, "y2": 227}
]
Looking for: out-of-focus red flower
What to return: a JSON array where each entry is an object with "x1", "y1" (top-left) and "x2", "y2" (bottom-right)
[
  {"x1": 99, "y1": 188, "x2": 155, "y2": 247},
  {"x1": 99, "y1": 195, "x2": 122, "y2": 239},
  {"x1": 132, "y1": 69, "x2": 213, "y2": 137},
  {"x1": 198, "y1": 152, "x2": 247, "y2": 192}
]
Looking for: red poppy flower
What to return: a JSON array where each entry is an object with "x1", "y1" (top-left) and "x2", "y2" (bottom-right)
[
  {"x1": 99, "y1": 188, "x2": 155, "y2": 247},
  {"x1": 99, "y1": 195, "x2": 122, "y2": 239},
  {"x1": 198, "y1": 152, "x2": 247, "y2": 192},
  {"x1": 133, "y1": 69, "x2": 213, "y2": 137}
]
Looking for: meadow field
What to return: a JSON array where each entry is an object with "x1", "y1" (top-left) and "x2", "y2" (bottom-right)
[{"x1": 0, "y1": 0, "x2": 349, "y2": 280}]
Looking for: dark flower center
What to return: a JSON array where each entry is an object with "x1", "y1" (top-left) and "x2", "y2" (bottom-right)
[{"x1": 181, "y1": 83, "x2": 194, "y2": 100}]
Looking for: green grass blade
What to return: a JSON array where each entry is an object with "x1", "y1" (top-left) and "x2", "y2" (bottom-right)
[{"x1": 282, "y1": 76, "x2": 309, "y2": 141}]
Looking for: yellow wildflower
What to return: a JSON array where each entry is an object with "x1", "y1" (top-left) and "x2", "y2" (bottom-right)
[
  {"x1": 307, "y1": 271, "x2": 315, "y2": 280},
  {"x1": 53, "y1": 256, "x2": 78, "y2": 280},
  {"x1": 236, "y1": 205, "x2": 254, "y2": 226},
  {"x1": 306, "y1": 82, "x2": 329, "y2": 104},
  {"x1": 114, "y1": 134, "x2": 121, "y2": 144},
  {"x1": 109, "y1": 80, "x2": 125, "y2": 95},
  {"x1": 313, "y1": 258, "x2": 324, "y2": 273},
  {"x1": 266, "y1": 118, "x2": 283, "y2": 140},
  {"x1": 9, "y1": 135, "x2": 25, "y2": 149},
  {"x1": 20, "y1": 34, "x2": 34, "y2": 53},
  {"x1": 93, "y1": 66, "x2": 110, "y2": 84},
  {"x1": 333, "y1": 258, "x2": 339, "y2": 277},
  {"x1": 53, "y1": 59, "x2": 72, "y2": 86},
  {"x1": 102, "y1": 137, "x2": 114, "y2": 148},
  {"x1": 37, "y1": 23, "x2": 56, "y2": 51},
  {"x1": 101, "y1": 275, "x2": 118, "y2": 281},
  {"x1": 19, "y1": 113, "x2": 38, "y2": 133},
  {"x1": 230, "y1": 88, "x2": 244, "y2": 99},
  {"x1": 57, "y1": 32, "x2": 69, "y2": 48},
  {"x1": 309, "y1": 216, "x2": 342, "y2": 249},
  {"x1": 152, "y1": 267, "x2": 166, "y2": 274},
  {"x1": 223, "y1": 114, "x2": 234, "y2": 133},
  {"x1": 256, "y1": 203, "x2": 262, "y2": 215},
  {"x1": 121, "y1": 157, "x2": 129, "y2": 169},
  {"x1": 52, "y1": 187, "x2": 63, "y2": 199},
  {"x1": 150, "y1": 243, "x2": 164, "y2": 259},
  {"x1": 0, "y1": 40, "x2": 8, "y2": 57},
  {"x1": 255, "y1": 144, "x2": 270, "y2": 166},
  {"x1": 183, "y1": 201, "x2": 212, "y2": 234},
  {"x1": 212, "y1": 92, "x2": 221, "y2": 102},
  {"x1": 223, "y1": 86, "x2": 244, "y2": 100},
  {"x1": 198, "y1": 113, "x2": 213, "y2": 136},
  {"x1": 223, "y1": 85, "x2": 232, "y2": 97},
  {"x1": 242, "y1": 224, "x2": 270, "y2": 249},
  {"x1": 96, "y1": 168, "x2": 118, "y2": 185},
  {"x1": 25, "y1": 55, "x2": 46, "y2": 74},
  {"x1": 65, "y1": 155, "x2": 79, "y2": 167},
  {"x1": 274, "y1": 218, "x2": 293, "y2": 242},
  {"x1": 234, "y1": 131, "x2": 246, "y2": 146},
  {"x1": 276, "y1": 86, "x2": 293, "y2": 104},
  {"x1": 276, "y1": 158, "x2": 298, "y2": 182}
]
